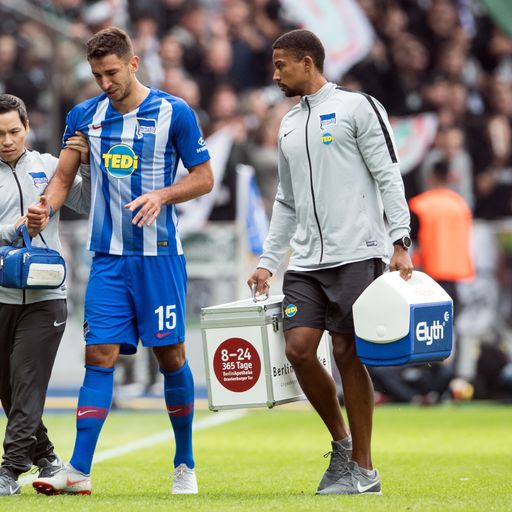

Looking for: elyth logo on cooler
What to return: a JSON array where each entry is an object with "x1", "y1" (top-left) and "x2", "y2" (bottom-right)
[{"x1": 416, "y1": 318, "x2": 446, "y2": 346}]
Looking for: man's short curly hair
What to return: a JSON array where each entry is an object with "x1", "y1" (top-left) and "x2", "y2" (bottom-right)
[{"x1": 272, "y1": 30, "x2": 325, "y2": 73}]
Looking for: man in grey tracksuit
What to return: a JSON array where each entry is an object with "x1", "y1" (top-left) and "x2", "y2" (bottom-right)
[
  {"x1": 249, "y1": 30, "x2": 414, "y2": 495},
  {"x1": 0, "y1": 94, "x2": 91, "y2": 495}
]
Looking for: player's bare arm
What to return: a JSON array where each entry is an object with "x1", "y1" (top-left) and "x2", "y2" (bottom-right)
[
  {"x1": 65, "y1": 131, "x2": 90, "y2": 165},
  {"x1": 125, "y1": 160, "x2": 214, "y2": 228}
]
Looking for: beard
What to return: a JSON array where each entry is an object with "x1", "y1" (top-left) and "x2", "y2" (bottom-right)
[
  {"x1": 115, "y1": 85, "x2": 131, "y2": 103},
  {"x1": 109, "y1": 80, "x2": 132, "y2": 103},
  {"x1": 279, "y1": 84, "x2": 300, "y2": 97}
]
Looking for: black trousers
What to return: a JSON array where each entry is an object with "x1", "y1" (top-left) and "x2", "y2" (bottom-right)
[{"x1": 0, "y1": 299, "x2": 67, "y2": 476}]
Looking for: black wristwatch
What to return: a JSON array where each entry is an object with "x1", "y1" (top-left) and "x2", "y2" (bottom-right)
[{"x1": 393, "y1": 235, "x2": 412, "y2": 249}]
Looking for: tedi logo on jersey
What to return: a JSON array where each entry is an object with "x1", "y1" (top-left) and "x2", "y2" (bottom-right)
[
  {"x1": 321, "y1": 133, "x2": 334, "y2": 145},
  {"x1": 103, "y1": 144, "x2": 139, "y2": 178},
  {"x1": 135, "y1": 118, "x2": 156, "y2": 139}
]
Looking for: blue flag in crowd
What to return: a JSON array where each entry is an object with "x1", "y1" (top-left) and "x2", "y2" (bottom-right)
[{"x1": 246, "y1": 174, "x2": 269, "y2": 255}]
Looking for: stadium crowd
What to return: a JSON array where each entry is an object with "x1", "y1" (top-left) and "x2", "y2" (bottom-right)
[{"x1": 1, "y1": 0, "x2": 511, "y2": 402}]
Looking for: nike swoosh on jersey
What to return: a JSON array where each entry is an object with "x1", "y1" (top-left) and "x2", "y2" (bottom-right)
[
  {"x1": 156, "y1": 331, "x2": 173, "y2": 339},
  {"x1": 283, "y1": 128, "x2": 296, "y2": 137},
  {"x1": 54, "y1": 320, "x2": 66, "y2": 327},
  {"x1": 91, "y1": 123, "x2": 102, "y2": 130},
  {"x1": 356, "y1": 481, "x2": 379, "y2": 493}
]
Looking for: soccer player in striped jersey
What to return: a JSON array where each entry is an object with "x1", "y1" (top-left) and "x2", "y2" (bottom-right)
[{"x1": 30, "y1": 27, "x2": 213, "y2": 496}]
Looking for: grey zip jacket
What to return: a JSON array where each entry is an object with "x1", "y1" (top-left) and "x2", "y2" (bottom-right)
[
  {"x1": 258, "y1": 82, "x2": 410, "y2": 274},
  {"x1": 0, "y1": 150, "x2": 91, "y2": 304}
]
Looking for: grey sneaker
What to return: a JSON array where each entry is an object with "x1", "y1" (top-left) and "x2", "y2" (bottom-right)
[
  {"x1": 0, "y1": 468, "x2": 20, "y2": 496},
  {"x1": 37, "y1": 456, "x2": 64, "y2": 478},
  {"x1": 316, "y1": 460, "x2": 382, "y2": 495},
  {"x1": 317, "y1": 439, "x2": 352, "y2": 492}
]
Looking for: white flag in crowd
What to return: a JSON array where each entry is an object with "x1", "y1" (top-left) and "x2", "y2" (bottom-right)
[
  {"x1": 280, "y1": 0, "x2": 374, "y2": 80},
  {"x1": 390, "y1": 113, "x2": 439, "y2": 175},
  {"x1": 176, "y1": 126, "x2": 234, "y2": 233}
]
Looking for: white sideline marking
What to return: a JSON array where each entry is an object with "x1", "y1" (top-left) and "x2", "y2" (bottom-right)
[{"x1": 20, "y1": 409, "x2": 247, "y2": 486}]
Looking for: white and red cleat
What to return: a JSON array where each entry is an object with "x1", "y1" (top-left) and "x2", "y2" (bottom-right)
[{"x1": 33, "y1": 463, "x2": 91, "y2": 495}]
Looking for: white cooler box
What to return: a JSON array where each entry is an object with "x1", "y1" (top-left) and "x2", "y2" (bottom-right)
[
  {"x1": 200, "y1": 295, "x2": 332, "y2": 411},
  {"x1": 353, "y1": 271, "x2": 453, "y2": 366}
]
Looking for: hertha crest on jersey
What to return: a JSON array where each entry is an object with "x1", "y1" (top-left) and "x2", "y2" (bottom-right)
[{"x1": 320, "y1": 112, "x2": 336, "y2": 130}]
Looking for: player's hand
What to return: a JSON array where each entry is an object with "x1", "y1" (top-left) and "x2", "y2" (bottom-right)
[
  {"x1": 247, "y1": 267, "x2": 272, "y2": 299},
  {"x1": 389, "y1": 246, "x2": 414, "y2": 281},
  {"x1": 125, "y1": 190, "x2": 164, "y2": 227},
  {"x1": 65, "y1": 131, "x2": 90, "y2": 164},
  {"x1": 26, "y1": 196, "x2": 51, "y2": 236},
  {"x1": 14, "y1": 215, "x2": 28, "y2": 230},
  {"x1": 14, "y1": 215, "x2": 42, "y2": 238}
]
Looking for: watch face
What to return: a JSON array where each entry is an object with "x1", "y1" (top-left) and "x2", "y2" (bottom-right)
[{"x1": 394, "y1": 236, "x2": 411, "y2": 248}]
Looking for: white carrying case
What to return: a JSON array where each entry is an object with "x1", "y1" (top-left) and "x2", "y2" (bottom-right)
[{"x1": 200, "y1": 295, "x2": 332, "y2": 411}]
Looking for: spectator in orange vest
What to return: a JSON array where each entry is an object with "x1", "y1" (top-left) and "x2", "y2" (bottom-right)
[
  {"x1": 409, "y1": 159, "x2": 475, "y2": 312},
  {"x1": 407, "y1": 159, "x2": 476, "y2": 402}
]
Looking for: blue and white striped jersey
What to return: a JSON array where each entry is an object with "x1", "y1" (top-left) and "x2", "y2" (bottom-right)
[{"x1": 62, "y1": 88, "x2": 210, "y2": 256}]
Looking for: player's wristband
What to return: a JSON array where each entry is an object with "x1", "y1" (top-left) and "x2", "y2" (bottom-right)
[{"x1": 49, "y1": 206, "x2": 54, "y2": 218}]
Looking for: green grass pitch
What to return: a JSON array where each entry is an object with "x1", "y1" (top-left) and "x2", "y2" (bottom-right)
[{"x1": 0, "y1": 403, "x2": 511, "y2": 511}]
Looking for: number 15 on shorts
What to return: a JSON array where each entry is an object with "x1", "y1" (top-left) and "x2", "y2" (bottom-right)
[{"x1": 155, "y1": 304, "x2": 176, "y2": 332}]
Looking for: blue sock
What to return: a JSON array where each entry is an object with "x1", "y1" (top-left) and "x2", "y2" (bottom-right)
[
  {"x1": 161, "y1": 359, "x2": 195, "y2": 469},
  {"x1": 70, "y1": 365, "x2": 114, "y2": 474}
]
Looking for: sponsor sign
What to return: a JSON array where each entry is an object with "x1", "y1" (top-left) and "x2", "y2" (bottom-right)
[{"x1": 102, "y1": 144, "x2": 139, "y2": 178}]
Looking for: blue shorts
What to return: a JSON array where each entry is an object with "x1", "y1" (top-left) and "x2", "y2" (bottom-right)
[{"x1": 84, "y1": 253, "x2": 187, "y2": 355}]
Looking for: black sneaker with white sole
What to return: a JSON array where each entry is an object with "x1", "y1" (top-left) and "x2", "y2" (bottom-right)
[{"x1": 37, "y1": 456, "x2": 64, "y2": 478}]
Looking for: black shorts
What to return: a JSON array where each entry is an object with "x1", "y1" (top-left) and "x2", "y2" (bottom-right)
[{"x1": 282, "y1": 259, "x2": 384, "y2": 334}]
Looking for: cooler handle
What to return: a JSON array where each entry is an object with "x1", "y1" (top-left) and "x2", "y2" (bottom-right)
[{"x1": 251, "y1": 283, "x2": 269, "y2": 303}]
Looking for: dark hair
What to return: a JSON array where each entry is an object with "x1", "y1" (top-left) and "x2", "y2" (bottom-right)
[
  {"x1": 0, "y1": 94, "x2": 28, "y2": 127},
  {"x1": 272, "y1": 29, "x2": 325, "y2": 73},
  {"x1": 86, "y1": 27, "x2": 134, "y2": 61},
  {"x1": 432, "y1": 160, "x2": 450, "y2": 183}
]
